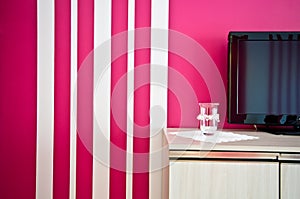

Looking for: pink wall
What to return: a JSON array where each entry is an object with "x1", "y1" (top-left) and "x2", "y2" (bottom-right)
[
  {"x1": 168, "y1": 0, "x2": 300, "y2": 128},
  {"x1": 0, "y1": 0, "x2": 300, "y2": 198},
  {"x1": 0, "y1": 0, "x2": 37, "y2": 198}
]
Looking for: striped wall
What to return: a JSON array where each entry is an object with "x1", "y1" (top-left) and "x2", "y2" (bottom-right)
[
  {"x1": 39, "y1": 0, "x2": 169, "y2": 199},
  {"x1": 36, "y1": 0, "x2": 169, "y2": 199},
  {"x1": 1, "y1": 0, "x2": 169, "y2": 199}
]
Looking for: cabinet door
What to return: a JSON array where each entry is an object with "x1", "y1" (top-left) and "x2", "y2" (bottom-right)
[
  {"x1": 281, "y1": 163, "x2": 300, "y2": 199},
  {"x1": 169, "y1": 160, "x2": 279, "y2": 199}
]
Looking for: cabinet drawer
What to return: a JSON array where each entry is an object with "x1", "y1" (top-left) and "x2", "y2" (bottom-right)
[{"x1": 170, "y1": 160, "x2": 279, "y2": 199}]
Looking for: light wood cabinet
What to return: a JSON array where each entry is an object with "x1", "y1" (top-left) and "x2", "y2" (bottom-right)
[{"x1": 165, "y1": 129, "x2": 300, "y2": 199}]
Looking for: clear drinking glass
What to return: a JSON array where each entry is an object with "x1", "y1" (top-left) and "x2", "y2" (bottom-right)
[{"x1": 197, "y1": 103, "x2": 220, "y2": 135}]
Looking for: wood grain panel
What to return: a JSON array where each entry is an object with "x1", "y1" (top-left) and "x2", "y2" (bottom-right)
[
  {"x1": 170, "y1": 160, "x2": 279, "y2": 199},
  {"x1": 281, "y1": 163, "x2": 300, "y2": 199}
]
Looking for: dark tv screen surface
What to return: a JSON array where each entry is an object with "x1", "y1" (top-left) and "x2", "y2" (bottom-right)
[{"x1": 227, "y1": 31, "x2": 300, "y2": 133}]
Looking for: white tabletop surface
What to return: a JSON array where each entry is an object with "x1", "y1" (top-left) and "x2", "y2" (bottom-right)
[{"x1": 166, "y1": 128, "x2": 300, "y2": 153}]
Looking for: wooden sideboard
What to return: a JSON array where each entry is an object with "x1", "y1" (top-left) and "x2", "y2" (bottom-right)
[{"x1": 165, "y1": 128, "x2": 300, "y2": 199}]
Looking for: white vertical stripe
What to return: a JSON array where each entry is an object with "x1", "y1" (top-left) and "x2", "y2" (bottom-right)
[
  {"x1": 36, "y1": 0, "x2": 55, "y2": 198},
  {"x1": 150, "y1": 0, "x2": 169, "y2": 198},
  {"x1": 126, "y1": 0, "x2": 135, "y2": 198},
  {"x1": 69, "y1": 0, "x2": 78, "y2": 199},
  {"x1": 93, "y1": 0, "x2": 111, "y2": 199}
]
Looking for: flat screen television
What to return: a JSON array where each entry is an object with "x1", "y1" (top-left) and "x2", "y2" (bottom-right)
[{"x1": 227, "y1": 31, "x2": 300, "y2": 134}]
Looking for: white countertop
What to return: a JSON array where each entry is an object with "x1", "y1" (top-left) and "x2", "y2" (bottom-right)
[{"x1": 166, "y1": 128, "x2": 300, "y2": 153}]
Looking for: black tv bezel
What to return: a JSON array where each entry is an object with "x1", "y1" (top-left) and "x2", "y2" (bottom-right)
[{"x1": 227, "y1": 31, "x2": 300, "y2": 132}]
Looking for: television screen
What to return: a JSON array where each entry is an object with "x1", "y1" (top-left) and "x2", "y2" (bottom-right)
[{"x1": 227, "y1": 31, "x2": 300, "y2": 133}]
